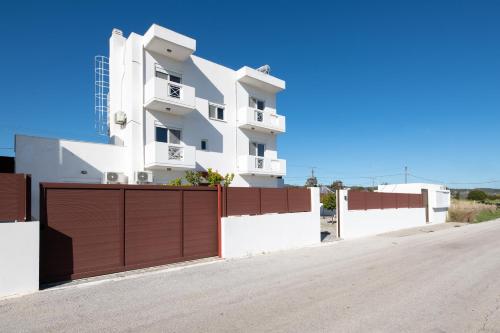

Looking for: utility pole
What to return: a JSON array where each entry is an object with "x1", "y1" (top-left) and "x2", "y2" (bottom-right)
[{"x1": 404, "y1": 166, "x2": 408, "y2": 184}]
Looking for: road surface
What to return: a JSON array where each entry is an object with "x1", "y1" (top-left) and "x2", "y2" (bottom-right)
[{"x1": 1, "y1": 220, "x2": 500, "y2": 332}]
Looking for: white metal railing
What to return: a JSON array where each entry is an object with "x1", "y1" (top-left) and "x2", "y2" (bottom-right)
[
  {"x1": 238, "y1": 155, "x2": 286, "y2": 176},
  {"x1": 238, "y1": 107, "x2": 285, "y2": 133},
  {"x1": 168, "y1": 145, "x2": 184, "y2": 160},
  {"x1": 145, "y1": 142, "x2": 196, "y2": 169},
  {"x1": 168, "y1": 83, "x2": 181, "y2": 99}
]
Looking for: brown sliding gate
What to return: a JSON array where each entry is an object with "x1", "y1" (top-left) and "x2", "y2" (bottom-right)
[{"x1": 40, "y1": 183, "x2": 218, "y2": 283}]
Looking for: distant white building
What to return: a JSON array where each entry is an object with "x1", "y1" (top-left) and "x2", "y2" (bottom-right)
[{"x1": 15, "y1": 24, "x2": 287, "y2": 218}]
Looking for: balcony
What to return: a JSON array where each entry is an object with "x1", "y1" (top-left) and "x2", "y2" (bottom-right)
[
  {"x1": 145, "y1": 142, "x2": 196, "y2": 170},
  {"x1": 144, "y1": 77, "x2": 196, "y2": 115},
  {"x1": 238, "y1": 155, "x2": 286, "y2": 176},
  {"x1": 143, "y1": 24, "x2": 196, "y2": 61},
  {"x1": 238, "y1": 107, "x2": 285, "y2": 134},
  {"x1": 235, "y1": 66, "x2": 285, "y2": 93}
]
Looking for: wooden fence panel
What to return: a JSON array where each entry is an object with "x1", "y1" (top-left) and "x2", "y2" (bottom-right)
[
  {"x1": 125, "y1": 190, "x2": 182, "y2": 267},
  {"x1": 0, "y1": 173, "x2": 30, "y2": 222},
  {"x1": 261, "y1": 188, "x2": 288, "y2": 214},
  {"x1": 183, "y1": 190, "x2": 218, "y2": 258},
  {"x1": 40, "y1": 188, "x2": 123, "y2": 283},
  {"x1": 287, "y1": 188, "x2": 311, "y2": 213},
  {"x1": 225, "y1": 187, "x2": 261, "y2": 216},
  {"x1": 348, "y1": 191, "x2": 424, "y2": 210}
]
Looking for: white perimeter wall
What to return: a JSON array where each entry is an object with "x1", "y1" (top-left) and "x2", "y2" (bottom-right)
[
  {"x1": 221, "y1": 188, "x2": 320, "y2": 258},
  {"x1": 0, "y1": 221, "x2": 39, "y2": 298},
  {"x1": 15, "y1": 135, "x2": 128, "y2": 219},
  {"x1": 338, "y1": 190, "x2": 427, "y2": 240}
]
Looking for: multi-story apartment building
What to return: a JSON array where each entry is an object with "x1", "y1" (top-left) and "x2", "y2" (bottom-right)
[
  {"x1": 107, "y1": 24, "x2": 286, "y2": 187},
  {"x1": 15, "y1": 24, "x2": 287, "y2": 217}
]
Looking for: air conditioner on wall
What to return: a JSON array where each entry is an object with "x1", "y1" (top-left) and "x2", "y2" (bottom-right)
[
  {"x1": 135, "y1": 171, "x2": 153, "y2": 184},
  {"x1": 103, "y1": 172, "x2": 128, "y2": 184}
]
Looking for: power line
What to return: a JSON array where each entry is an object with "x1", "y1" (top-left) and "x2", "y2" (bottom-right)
[{"x1": 409, "y1": 174, "x2": 500, "y2": 185}]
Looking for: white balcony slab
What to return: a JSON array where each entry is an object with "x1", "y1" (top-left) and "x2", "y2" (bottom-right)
[
  {"x1": 238, "y1": 155, "x2": 286, "y2": 177},
  {"x1": 144, "y1": 77, "x2": 196, "y2": 115},
  {"x1": 235, "y1": 66, "x2": 285, "y2": 93},
  {"x1": 238, "y1": 107, "x2": 285, "y2": 134},
  {"x1": 145, "y1": 142, "x2": 196, "y2": 170},
  {"x1": 143, "y1": 24, "x2": 196, "y2": 61}
]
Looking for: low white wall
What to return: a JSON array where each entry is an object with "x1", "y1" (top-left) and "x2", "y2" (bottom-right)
[
  {"x1": 0, "y1": 221, "x2": 39, "y2": 298},
  {"x1": 15, "y1": 135, "x2": 128, "y2": 220},
  {"x1": 338, "y1": 190, "x2": 426, "y2": 239},
  {"x1": 221, "y1": 188, "x2": 320, "y2": 258}
]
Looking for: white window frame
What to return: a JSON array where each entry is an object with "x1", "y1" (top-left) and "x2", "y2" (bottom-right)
[
  {"x1": 154, "y1": 123, "x2": 183, "y2": 145},
  {"x1": 155, "y1": 64, "x2": 182, "y2": 84},
  {"x1": 208, "y1": 103, "x2": 225, "y2": 121},
  {"x1": 249, "y1": 142, "x2": 265, "y2": 157},
  {"x1": 249, "y1": 97, "x2": 265, "y2": 111}
]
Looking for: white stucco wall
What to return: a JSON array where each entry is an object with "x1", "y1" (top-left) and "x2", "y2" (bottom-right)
[
  {"x1": 0, "y1": 221, "x2": 39, "y2": 298},
  {"x1": 15, "y1": 135, "x2": 127, "y2": 219},
  {"x1": 221, "y1": 188, "x2": 320, "y2": 258},
  {"x1": 338, "y1": 189, "x2": 427, "y2": 239}
]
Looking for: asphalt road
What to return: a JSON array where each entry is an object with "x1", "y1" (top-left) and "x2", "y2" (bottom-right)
[{"x1": 2, "y1": 220, "x2": 500, "y2": 332}]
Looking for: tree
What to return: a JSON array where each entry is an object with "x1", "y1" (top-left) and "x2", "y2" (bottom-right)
[
  {"x1": 321, "y1": 192, "x2": 336, "y2": 223},
  {"x1": 305, "y1": 176, "x2": 318, "y2": 187},
  {"x1": 223, "y1": 173, "x2": 234, "y2": 187},
  {"x1": 467, "y1": 189, "x2": 487, "y2": 201},
  {"x1": 330, "y1": 180, "x2": 343, "y2": 190}
]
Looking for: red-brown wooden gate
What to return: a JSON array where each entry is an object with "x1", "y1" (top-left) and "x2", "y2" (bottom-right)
[{"x1": 40, "y1": 184, "x2": 218, "y2": 283}]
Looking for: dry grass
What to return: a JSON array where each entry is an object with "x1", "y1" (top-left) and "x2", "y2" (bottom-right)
[{"x1": 448, "y1": 199, "x2": 498, "y2": 223}]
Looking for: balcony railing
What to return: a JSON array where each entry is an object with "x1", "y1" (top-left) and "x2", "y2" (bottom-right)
[
  {"x1": 238, "y1": 107, "x2": 285, "y2": 134},
  {"x1": 238, "y1": 155, "x2": 286, "y2": 176},
  {"x1": 144, "y1": 77, "x2": 196, "y2": 115},
  {"x1": 145, "y1": 142, "x2": 196, "y2": 170}
]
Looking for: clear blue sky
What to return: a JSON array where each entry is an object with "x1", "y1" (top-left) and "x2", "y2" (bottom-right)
[{"x1": 1, "y1": 0, "x2": 499, "y2": 188}]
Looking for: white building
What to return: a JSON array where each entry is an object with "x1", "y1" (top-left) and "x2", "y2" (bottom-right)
[{"x1": 15, "y1": 24, "x2": 287, "y2": 218}]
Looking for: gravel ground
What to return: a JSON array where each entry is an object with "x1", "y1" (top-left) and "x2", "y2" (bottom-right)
[{"x1": 1, "y1": 220, "x2": 500, "y2": 332}]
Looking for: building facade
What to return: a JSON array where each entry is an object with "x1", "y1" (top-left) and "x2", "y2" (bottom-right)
[{"x1": 108, "y1": 24, "x2": 286, "y2": 186}]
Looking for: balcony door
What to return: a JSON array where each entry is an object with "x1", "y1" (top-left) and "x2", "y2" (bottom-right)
[{"x1": 249, "y1": 142, "x2": 265, "y2": 157}]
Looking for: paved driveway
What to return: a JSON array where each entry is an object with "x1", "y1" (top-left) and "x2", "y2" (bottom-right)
[{"x1": 1, "y1": 220, "x2": 500, "y2": 332}]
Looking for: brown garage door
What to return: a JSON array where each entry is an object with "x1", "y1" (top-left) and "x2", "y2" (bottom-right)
[{"x1": 40, "y1": 184, "x2": 219, "y2": 283}]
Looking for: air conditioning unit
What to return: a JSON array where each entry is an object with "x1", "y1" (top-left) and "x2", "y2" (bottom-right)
[
  {"x1": 103, "y1": 172, "x2": 128, "y2": 184},
  {"x1": 114, "y1": 111, "x2": 127, "y2": 125},
  {"x1": 135, "y1": 171, "x2": 153, "y2": 184}
]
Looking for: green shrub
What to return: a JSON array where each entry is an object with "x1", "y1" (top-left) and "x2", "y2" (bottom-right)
[
  {"x1": 467, "y1": 189, "x2": 487, "y2": 201},
  {"x1": 223, "y1": 173, "x2": 234, "y2": 187},
  {"x1": 206, "y1": 168, "x2": 224, "y2": 187},
  {"x1": 185, "y1": 171, "x2": 203, "y2": 186},
  {"x1": 168, "y1": 177, "x2": 183, "y2": 186}
]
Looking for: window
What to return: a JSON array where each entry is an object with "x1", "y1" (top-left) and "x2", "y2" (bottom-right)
[
  {"x1": 249, "y1": 97, "x2": 265, "y2": 111},
  {"x1": 249, "y1": 142, "x2": 265, "y2": 157},
  {"x1": 155, "y1": 64, "x2": 182, "y2": 84},
  {"x1": 155, "y1": 127, "x2": 168, "y2": 143},
  {"x1": 155, "y1": 126, "x2": 181, "y2": 145},
  {"x1": 209, "y1": 103, "x2": 225, "y2": 121},
  {"x1": 201, "y1": 139, "x2": 208, "y2": 151}
]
